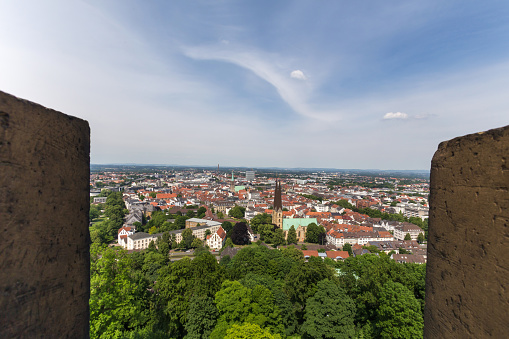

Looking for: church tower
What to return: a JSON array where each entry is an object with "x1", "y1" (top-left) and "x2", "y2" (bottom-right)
[
  {"x1": 272, "y1": 180, "x2": 283, "y2": 228},
  {"x1": 230, "y1": 171, "x2": 235, "y2": 192}
]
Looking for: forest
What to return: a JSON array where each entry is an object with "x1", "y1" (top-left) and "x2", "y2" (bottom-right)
[{"x1": 90, "y1": 242, "x2": 425, "y2": 339}]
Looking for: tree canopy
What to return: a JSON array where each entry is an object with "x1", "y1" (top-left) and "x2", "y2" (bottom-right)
[
  {"x1": 301, "y1": 279, "x2": 356, "y2": 339},
  {"x1": 231, "y1": 222, "x2": 250, "y2": 245},
  {"x1": 90, "y1": 233, "x2": 426, "y2": 339},
  {"x1": 286, "y1": 226, "x2": 298, "y2": 245}
]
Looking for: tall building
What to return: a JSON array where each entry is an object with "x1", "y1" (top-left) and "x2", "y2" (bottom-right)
[
  {"x1": 245, "y1": 170, "x2": 255, "y2": 181},
  {"x1": 272, "y1": 180, "x2": 283, "y2": 228},
  {"x1": 230, "y1": 171, "x2": 235, "y2": 192}
]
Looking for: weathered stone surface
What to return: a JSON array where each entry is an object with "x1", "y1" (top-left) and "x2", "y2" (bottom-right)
[
  {"x1": 424, "y1": 125, "x2": 509, "y2": 338},
  {"x1": 0, "y1": 91, "x2": 90, "y2": 338}
]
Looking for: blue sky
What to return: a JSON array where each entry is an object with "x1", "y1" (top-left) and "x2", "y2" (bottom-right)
[{"x1": 1, "y1": 1, "x2": 508, "y2": 170}]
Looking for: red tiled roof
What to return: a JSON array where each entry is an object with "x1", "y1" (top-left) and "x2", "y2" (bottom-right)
[
  {"x1": 302, "y1": 250, "x2": 319, "y2": 257},
  {"x1": 216, "y1": 226, "x2": 226, "y2": 239},
  {"x1": 326, "y1": 251, "x2": 349, "y2": 259}
]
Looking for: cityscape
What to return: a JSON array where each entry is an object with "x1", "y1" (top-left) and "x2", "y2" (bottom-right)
[{"x1": 89, "y1": 165, "x2": 429, "y2": 338}]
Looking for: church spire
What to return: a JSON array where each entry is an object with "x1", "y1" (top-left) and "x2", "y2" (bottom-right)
[
  {"x1": 272, "y1": 179, "x2": 283, "y2": 228},
  {"x1": 273, "y1": 180, "x2": 282, "y2": 211}
]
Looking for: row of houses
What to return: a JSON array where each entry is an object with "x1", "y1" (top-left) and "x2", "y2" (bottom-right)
[{"x1": 118, "y1": 218, "x2": 226, "y2": 251}]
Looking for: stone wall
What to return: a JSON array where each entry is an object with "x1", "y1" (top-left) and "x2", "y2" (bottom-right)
[
  {"x1": 424, "y1": 125, "x2": 509, "y2": 338},
  {"x1": 0, "y1": 91, "x2": 90, "y2": 338}
]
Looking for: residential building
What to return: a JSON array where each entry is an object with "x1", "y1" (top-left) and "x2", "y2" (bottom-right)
[
  {"x1": 126, "y1": 232, "x2": 161, "y2": 250},
  {"x1": 93, "y1": 197, "x2": 107, "y2": 204},
  {"x1": 325, "y1": 251, "x2": 350, "y2": 261},
  {"x1": 206, "y1": 226, "x2": 227, "y2": 250},
  {"x1": 117, "y1": 226, "x2": 135, "y2": 247},
  {"x1": 391, "y1": 253, "x2": 426, "y2": 264},
  {"x1": 394, "y1": 224, "x2": 424, "y2": 240}
]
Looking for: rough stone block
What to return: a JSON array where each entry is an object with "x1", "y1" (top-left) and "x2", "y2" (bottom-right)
[
  {"x1": 0, "y1": 91, "x2": 90, "y2": 338},
  {"x1": 424, "y1": 125, "x2": 509, "y2": 338}
]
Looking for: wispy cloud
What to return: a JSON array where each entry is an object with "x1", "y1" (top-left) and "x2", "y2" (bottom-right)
[{"x1": 181, "y1": 43, "x2": 341, "y2": 121}]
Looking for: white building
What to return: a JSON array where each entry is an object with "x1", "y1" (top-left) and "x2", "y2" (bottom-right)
[
  {"x1": 315, "y1": 204, "x2": 330, "y2": 212},
  {"x1": 394, "y1": 224, "x2": 424, "y2": 241},
  {"x1": 126, "y1": 232, "x2": 162, "y2": 250},
  {"x1": 206, "y1": 226, "x2": 227, "y2": 250},
  {"x1": 118, "y1": 226, "x2": 135, "y2": 247}
]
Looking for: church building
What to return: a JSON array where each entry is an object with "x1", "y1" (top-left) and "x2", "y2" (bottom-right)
[{"x1": 272, "y1": 179, "x2": 319, "y2": 242}]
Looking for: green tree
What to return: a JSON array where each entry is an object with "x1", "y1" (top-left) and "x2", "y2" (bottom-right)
[
  {"x1": 89, "y1": 206, "x2": 100, "y2": 221},
  {"x1": 142, "y1": 249, "x2": 166, "y2": 282},
  {"x1": 156, "y1": 232, "x2": 171, "y2": 258},
  {"x1": 196, "y1": 206, "x2": 207, "y2": 218},
  {"x1": 175, "y1": 215, "x2": 187, "y2": 229},
  {"x1": 185, "y1": 296, "x2": 219, "y2": 339},
  {"x1": 149, "y1": 192, "x2": 157, "y2": 198},
  {"x1": 90, "y1": 247, "x2": 150, "y2": 338},
  {"x1": 284, "y1": 260, "x2": 334, "y2": 323},
  {"x1": 335, "y1": 254, "x2": 426, "y2": 330},
  {"x1": 281, "y1": 246, "x2": 304, "y2": 263},
  {"x1": 228, "y1": 206, "x2": 246, "y2": 219},
  {"x1": 240, "y1": 273, "x2": 298, "y2": 336},
  {"x1": 224, "y1": 238, "x2": 234, "y2": 248},
  {"x1": 272, "y1": 229, "x2": 286, "y2": 247},
  {"x1": 417, "y1": 233, "x2": 425, "y2": 243},
  {"x1": 363, "y1": 245, "x2": 380, "y2": 254},
  {"x1": 301, "y1": 279, "x2": 356, "y2": 339},
  {"x1": 181, "y1": 228, "x2": 195, "y2": 249},
  {"x1": 286, "y1": 226, "x2": 298, "y2": 245},
  {"x1": 191, "y1": 238, "x2": 203, "y2": 248},
  {"x1": 212, "y1": 281, "x2": 283, "y2": 337},
  {"x1": 404, "y1": 233, "x2": 412, "y2": 241},
  {"x1": 258, "y1": 224, "x2": 275, "y2": 243},
  {"x1": 305, "y1": 223, "x2": 326, "y2": 244},
  {"x1": 157, "y1": 253, "x2": 224, "y2": 338},
  {"x1": 224, "y1": 323, "x2": 282, "y2": 339},
  {"x1": 335, "y1": 199, "x2": 354, "y2": 210},
  {"x1": 250, "y1": 213, "x2": 273, "y2": 233},
  {"x1": 375, "y1": 281, "x2": 424, "y2": 338},
  {"x1": 221, "y1": 221, "x2": 233, "y2": 233},
  {"x1": 343, "y1": 243, "x2": 353, "y2": 256}
]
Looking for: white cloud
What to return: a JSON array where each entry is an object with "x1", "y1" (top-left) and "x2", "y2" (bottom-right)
[
  {"x1": 383, "y1": 112, "x2": 408, "y2": 119},
  {"x1": 290, "y1": 70, "x2": 306, "y2": 80}
]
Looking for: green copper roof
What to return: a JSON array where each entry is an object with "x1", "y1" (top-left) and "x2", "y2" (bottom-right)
[
  {"x1": 234, "y1": 185, "x2": 245, "y2": 192},
  {"x1": 282, "y1": 218, "x2": 318, "y2": 231}
]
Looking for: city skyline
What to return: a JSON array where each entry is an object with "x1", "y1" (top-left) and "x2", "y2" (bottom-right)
[{"x1": 1, "y1": 1, "x2": 508, "y2": 170}]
